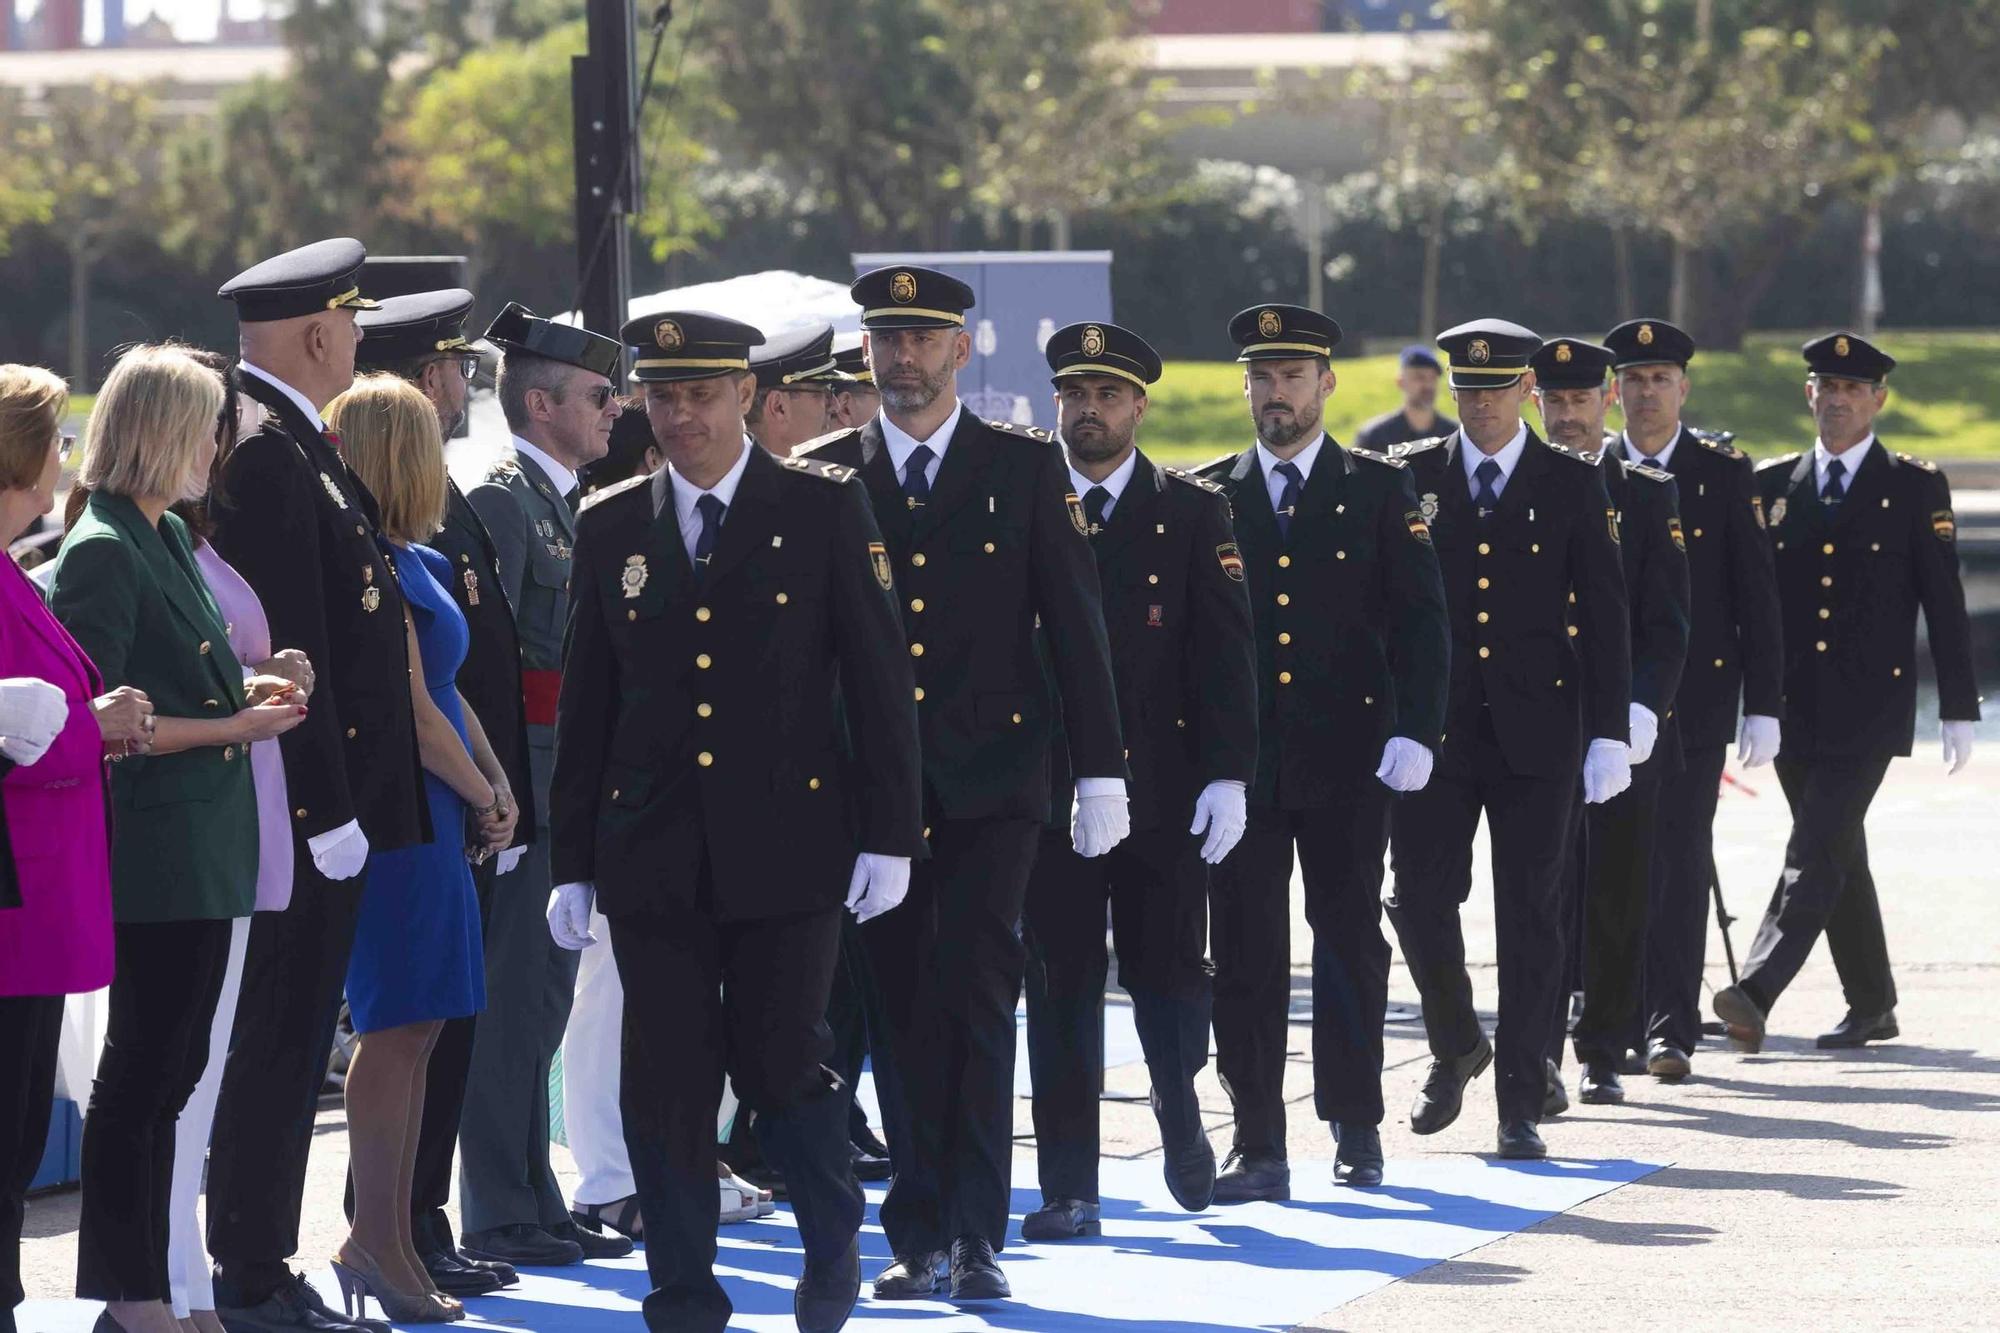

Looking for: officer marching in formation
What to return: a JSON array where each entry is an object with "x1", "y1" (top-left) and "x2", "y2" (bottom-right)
[
  {"x1": 546, "y1": 309, "x2": 923, "y2": 1333},
  {"x1": 202, "y1": 239, "x2": 430, "y2": 1333},
  {"x1": 1603, "y1": 318, "x2": 1785, "y2": 1079},
  {"x1": 1387, "y1": 319, "x2": 1632, "y2": 1162},
  {"x1": 801, "y1": 266, "x2": 1127, "y2": 1303},
  {"x1": 1529, "y1": 338, "x2": 1690, "y2": 1108},
  {"x1": 1712, "y1": 332, "x2": 1981, "y2": 1050},
  {"x1": 460, "y1": 305, "x2": 633, "y2": 1268},
  {"x1": 1019, "y1": 321, "x2": 1257, "y2": 1240},
  {"x1": 1197, "y1": 305, "x2": 1450, "y2": 1197},
  {"x1": 350, "y1": 288, "x2": 536, "y2": 1295}
]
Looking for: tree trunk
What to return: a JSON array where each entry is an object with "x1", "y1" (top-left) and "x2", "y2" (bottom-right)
[
  {"x1": 67, "y1": 240, "x2": 92, "y2": 394},
  {"x1": 1668, "y1": 236, "x2": 1690, "y2": 328},
  {"x1": 1609, "y1": 221, "x2": 1635, "y2": 319},
  {"x1": 1418, "y1": 205, "x2": 1444, "y2": 341}
]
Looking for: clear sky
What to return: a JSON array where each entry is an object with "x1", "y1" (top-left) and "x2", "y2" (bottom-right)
[{"x1": 71, "y1": 1, "x2": 269, "y2": 43}]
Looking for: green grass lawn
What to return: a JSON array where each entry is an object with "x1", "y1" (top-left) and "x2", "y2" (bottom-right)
[{"x1": 1142, "y1": 331, "x2": 2000, "y2": 465}]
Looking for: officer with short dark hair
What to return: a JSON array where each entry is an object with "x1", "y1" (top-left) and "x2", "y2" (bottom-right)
[{"x1": 1354, "y1": 344, "x2": 1458, "y2": 453}]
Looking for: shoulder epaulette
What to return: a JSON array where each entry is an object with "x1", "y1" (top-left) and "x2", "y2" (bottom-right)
[
  {"x1": 1389, "y1": 436, "x2": 1447, "y2": 459},
  {"x1": 480, "y1": 457, "x2": 523, "y2": 487},
  {"x1": 1162, "y1": 465, "x2": 1226, "y2": 495},
  {"x1": 1544, "y1": 438, "x2": 1605, "y2": 465},
  {"x1": 1625, "y1": 460, "x2": 1673, "y2": 483},
  {"x1": 1895, "y1": 451, "x2": 1939, "y2": 473},
  {"x1": 1192, "y1": 452, "x2": 1239, "y2": 478},
  {"x1": 577, "y1": 473, "x2": 649, "y2": 514},
  {"x1": 779, "y1": 455, "x2": 858, "y2": 483},
  {"x1": 796, "y1": 427, "x2": 860, "y2": 458},
  {"x1": 1691, "y1": 427, "x2": 1745, "y2": 460},
  {"x1": 984, "y1": 418, "x2": 1055, "y2": 444},
  {"x1": 1755, "y1": 451, "x2": 1803, "y2": 472},
  {"x1": 1349, "y1": 446, "x2": 1408, "y2": 470}
]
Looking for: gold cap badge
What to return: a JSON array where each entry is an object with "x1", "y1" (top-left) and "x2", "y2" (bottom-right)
[
  {"x1": 890, "y1": 272, "x2": 917, "y2": 304},
  {"x1": 1835, "y1": 335, "x2": 1851, "y2": 358},
  {"x1": 1257, "y1": 309, "x2": 1282, "y2": 339},
  {"x1": 1638, "y1": 323, "x2": 1655, "y2": 346},
  {"x1": 654, "y1": 319, "x2": 683, "y2": 352},
  {"x1": 1467, "y1": 338, "x2": 1491, "y2": 365},
  {"x1": 1555, "y1": 342, "x2": 1572, "y2": 363},
  {"x1": 1080, "y1": 325, "x2": 1105, "y2": 357}
]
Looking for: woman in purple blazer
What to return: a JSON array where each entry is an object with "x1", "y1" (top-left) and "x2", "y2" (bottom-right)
[{"x1": 0, "y1": 364, "x2": 153, "y2": 1333}]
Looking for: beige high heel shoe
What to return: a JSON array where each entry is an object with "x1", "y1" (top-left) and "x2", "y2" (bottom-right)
[{"x1": 331, "y1": 1240, "x2": 465, "y2": 1323}]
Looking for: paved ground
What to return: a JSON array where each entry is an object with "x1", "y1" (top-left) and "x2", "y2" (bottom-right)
[{"x1": 21, "y1": 749, "x2": 2000, "y2": 1329}]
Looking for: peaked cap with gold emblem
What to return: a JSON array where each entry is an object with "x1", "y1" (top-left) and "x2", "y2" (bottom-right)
[
  {"x1": 1436, "y1": 318, "x2": 1539, "y2": 389},
  {"x1": 1227, "y1": 303, "x2": 1342, "y2": 362},
  {"x1": 619, "y1": 309, "x2": 765, "y2": 383},
  {"x1": 850, "y1": 264, "x2": 976, "y2": 331},
  {"x1": 1802, "y1": 329, "x2": 1896, "y2": 383},
  {"x1": 1044, "y1": 320, "x2": 1162, "y2": 389},
  {"x1": 1604, "y1": 317, "x2": 1696, "y2": 370},
  {"x1": 1528, "y1": 337, "x2": 1615, "y2": 390}
]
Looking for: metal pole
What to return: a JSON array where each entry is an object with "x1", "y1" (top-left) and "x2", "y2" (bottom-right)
[{"x1": 572, "y1": 0, "x2": 637, "y2": 343}]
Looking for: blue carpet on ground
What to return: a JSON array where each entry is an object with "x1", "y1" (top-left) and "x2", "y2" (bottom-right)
[{"x1": 25, "y1": 1154, "x2": 1662, "y2": 1331}]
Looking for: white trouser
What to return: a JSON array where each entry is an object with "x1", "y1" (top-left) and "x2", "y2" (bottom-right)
[
  {"x1": 166, "y1": 915, "x2": 251, "y2": 1318},
  {"x1": 563, "y1": 907, "x2": 633, "y2": 1206}
]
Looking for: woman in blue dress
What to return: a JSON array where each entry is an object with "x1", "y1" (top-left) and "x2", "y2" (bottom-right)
[{"x1": 326, "y1": 375, "x2": 520, "y2": 1324}]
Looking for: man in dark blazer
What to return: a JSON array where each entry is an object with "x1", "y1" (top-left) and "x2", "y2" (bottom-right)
[
  {"x1": 1019, "y1": 322, "x2": 1257, "y2": 1241},
  {"x1": 1196, "y1": 304, "x2": 1449, "y2": 1198},
  {"x1": 351, "y1": 287, "x2": 530, "y2": 1295},
  {"x1": 204, "y1": 238, "x2": 427, "y2": 1333},
  {"x1": 800, "y1": 265, "x2": 1126, "y2": 1302},
  {"x1": 1604, "y1": 318, "x2": 1786, "y2": 1079},
  {"x1": 1531, "y1": 338, "x2": 1691, "y2": 1107},
  {"x1": 1387, "y1": 319, "x2": 1632, "y2": 1162},
  {"x1": 546, "y1": 310, "x2": 923, "y2": 1333},
  {"x1": 1714, "y1": 333, "x2": 1981, "y2": 1050}
]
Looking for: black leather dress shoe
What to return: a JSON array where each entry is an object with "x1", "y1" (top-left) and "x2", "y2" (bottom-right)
[
  {"x1": 1712, "y1": 984, "x2": 1767, "y2": 1052},
  {"x1": 1616, "y1": 1046, "x2": 1649, "y2": 1076},
  {"x1": 948, "y1": 1235, "x2": 1010, "y2": 1301},
  {"x1": 850, "y1": 1141, "x2": 893, "y2": 1182},
  {"x1": 1151, "y1": 1081, "x2": 1216, "y2": 1211},
  {"x1": 795, "y1": 1235, "x2": 861, "y2": 1333},
  {"x1": 1022, "y1": 1197, "x2": 1101, "y2": 1241},
  {"x1": 1211, "y1": 1150, "x2": 1290, "y2": 1203},
  {"x1": 1646, "y1": 1040, "x2": 1692, "y2": 1081},
  {"x1": 1496, "y1": 1119, "x2": 1546, "y2": 1160},
  {"x1": 1333, "y1": 1122, "x2": 1383, "y2": 1188},
  {"x1": 1817, "y1": 1008, "x2": 1898, "y2": 1049},
  {"x1": 872, "y1": 1250, "x2": 947, "y2": 1300},
  {"x1": 216, "y1": 1273, "x2": 391, "y2": 1332},
  {"x1": 422, "y1": 1211, "x2": 517, "y2": 1287},
  {"x1": 1542, "y1": 1058, "x2": 1570, "y2": 1119},
  {"x1": 1410, "y1": 1036, "x2": 1493, "y2": 1135},
  {"x1": 1578, "y1": 1059, "x2": 1626, "y2": 1105},
  {"x1": 417, "y1": 1245, "x2": 505, "y2": 1296},
  {"x1": 852, "y1": 1123, "x2": 891, "y2": 1160},
  {"x1": 460, "y1": 1222, "x2": 584, "y2": 1267},
  {"x1": 549, "y1": 1215, "x2": 634, "y2": 1259}
]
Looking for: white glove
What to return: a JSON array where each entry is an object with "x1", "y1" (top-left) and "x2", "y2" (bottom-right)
[
  {"x1": 1582, "y1": 738, "x2": 1632, "y2": 805},
  {"x1": 1627, "y1": 703, "x2": 1659, "y2": 767},
  {"x1": 1374, "y1": 736, "x2": 1435, "y2": 793},
  {"x1": 844, "y1": 853, "x2": 912, "y2": 924},
  {"x1": 1942, "y1": 720, "x2": 1976, "y2": 775},
  {"x1": 496, "y1": 845, "x2": 527, "y2": 876},
  {"x1": 1737, "y1": 714, "x2": 1781, "y2": 768},
  {"x1": 1071, "y1": 791, "x2": 1131, "y2": 858},
  {"x1": 547, "y1": 881, "x2": 598, "y2": 949},
  {"x1": 1188, "y1": 780, "x2": 1248, "y2": 864},
  {"x1": 0, "y1": 677, "x2": 69, "y2": 767},
  {"x1": 307, "y1": 819, "x2": 369, "y2": 881}
]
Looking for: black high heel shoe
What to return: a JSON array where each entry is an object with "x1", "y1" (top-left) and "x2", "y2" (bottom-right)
[{"x1": 332, "y1": 1242, "x2": 466, "y2": 1323}]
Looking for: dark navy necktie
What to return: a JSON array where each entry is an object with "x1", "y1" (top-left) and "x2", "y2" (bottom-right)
[
  {"x1": 693, "y1": 493, "x2": 725, "y2": 571},
  {"x1": 1472, "y1": 458, "x2": 1502, "y2": 515},
  {"x1": 1272, "y1": 461, "x2": 1303, "y2": 540},
  {"x1": 1084, "y1": 485, "x2": 1111, "y2": 536},
  {"x1": 1821, "y1": 457, "x2": 1847, "y2": 507},
  {"x1": 902, "y1": 445, "x2": 934, "y2": 508},
  {"x1": 564, "y1": 485, "x2": 581, "y2": 516}
]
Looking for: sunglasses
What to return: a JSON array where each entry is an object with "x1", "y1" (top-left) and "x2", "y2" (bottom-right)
[
  {"x1": 446, "y1": 354, "x2": 480, "y2": 383},
  {"x1": 57, "y1": 432, "x2": 76, "y2": 463}
]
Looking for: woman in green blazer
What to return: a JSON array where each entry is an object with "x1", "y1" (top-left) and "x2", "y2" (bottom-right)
[{"x1": 47, "y1": 345, "x2": 309, "y2": 1333}]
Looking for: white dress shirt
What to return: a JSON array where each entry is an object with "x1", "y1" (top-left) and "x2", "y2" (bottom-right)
[
  {"x1": 666, "y1": 437, "x2": 754, "y2": 565},
  {"x1": 511, "y1": 434, "x2": 579, "y2": 499},
  {"x1": 1253, "y1": 432, "x2": 1326, "y2": 514},
  {"x1": 238, "y1": 361, "x2": 325, "y2": 432},
  {"x1": 1814, "y1": 433, "x2": 1876, "y2": 497},
  {"x1": 1622, "y1": 423, "x2": 1685, "y2": 470},
  {"x1": 1461, "y1": 421, "x2": 1529, "y2": 499},
  {"x1": 1066, "y1": 449, "x2": 1140, "y2": 522},
  {"x1": 879, "y1": 401, "x2": 965, "y2": 489}
]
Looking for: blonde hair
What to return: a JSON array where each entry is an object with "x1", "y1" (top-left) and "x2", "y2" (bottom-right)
[
  {"x1": 328, "y1": 373, "x2": 447, "y2": 543},
  {"x1": 81, "y1": 345, "x2": 225, "y2": 503},
  {"x1": 0, "y1": 364, "x2": 69, "y2": 491}
]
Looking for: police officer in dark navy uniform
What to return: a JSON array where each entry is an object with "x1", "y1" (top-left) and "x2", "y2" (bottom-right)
[
  {"x1": 1712, "y1": 332, "x2": 1981, "y2": 1052},
  {"x1": 546, "y1": 310, "x2": 923, "y2": 1333},
  {"x1": 1018, "y1": 322, "x2": 1257, "y2": 1241},
  {"x1": 352, "y1": 287, "x2": 532, "y2": 1295},
  {"x1": 1603, "y1": 317, "x2": 1786, "y2": 1080},
  {"x1": 800, "y1": 265, "x2": 1126, "y2": 1303},
  {"x1": 1386, "y1": 319, "x2": 1632, "y2": 1162},
  {"x1": 203, "y1": 238, "x2": 429, "y2": 1333},
  {"x1": 746, "y1": 323, "x2": 841, "y2": 459},
  {"x1": 1530, "y1": 338, "x2": 1690, "y2": 1109},
  {"x1": 1195, "y1": 304, "x2": 1449, "y2": 1198}
]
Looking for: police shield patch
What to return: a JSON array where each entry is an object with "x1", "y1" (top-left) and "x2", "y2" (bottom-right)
[
  {"x1": 1606, "y1": 507, "x2": 1622, "y2": 544},
  {"x1": 1668, "y1": 516, "x2": 1686, "y2": 551},
  {"x1": 1933, "y1": 509, "x2": 1957, "y2": 543},
  {"x1": 1216, "y1": 542, "x2": 1246, "y2": 581},
  {"x1": 1066, "y1": 492, "x2": 1089, "y2": 536},
  {"x1": 1405, "y1": 510, "x2": 1433, "y2": 544},
  {"x1": 868, "y1": 541, "x2": 893, "y2": 589}
]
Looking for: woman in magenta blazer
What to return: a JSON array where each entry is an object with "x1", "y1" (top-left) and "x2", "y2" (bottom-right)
[{"x1": 0, "y1": 364, "x2": 153, "y2": 1333}]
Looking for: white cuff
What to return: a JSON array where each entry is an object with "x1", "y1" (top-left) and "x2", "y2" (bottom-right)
[{"x1": 1075, "y1": 777, "x2": 1127, "y2": 800}]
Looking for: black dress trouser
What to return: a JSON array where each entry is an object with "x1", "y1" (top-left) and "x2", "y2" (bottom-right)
[
  {"x1": 1645, "y1": 745, "x2": 1727, "y2": 1054},
  {"x1": 1208, "y1": 780, "x2": 1395, "y2": 1155},
  {"x1": 1560, "y1": 764, "x2": 1667, "y2": 1066},
  {"x1": 1, "y1": 993, "x2": 65, "y2": 1330},
  {"x1": 208, "y1": 860, "x2": 366, "y2": 1307},
  {"x1": 610, "y1": 888, "x2": 858, "y2": 1333},
  {"x1": 1022, "y1": 825, "x2": 1212, "y2": 1202},
  {"x1": 76, "y1": 918, "x2": 233, "y2": 1301}
]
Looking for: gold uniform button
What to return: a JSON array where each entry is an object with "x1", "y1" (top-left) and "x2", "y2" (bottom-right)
[
  {"x1": 697, "y1": 703, "x2": 712, "y2": 718},
  {"x1": 984, "y1": 542, "x2": 996, "y2": 554},
  {"x1": 696, "y1": 653, "x2": 712, "y2": 669},
  {"x1": 1531, "y1": 543, "x2": 1541, "y2": 554},
  {"x1": 1364, "y1": 695, "x2": 1375, "y2": 705},
  {"x1": 1478, "y1": 542, "x2": 1492, "y2": 556},
  {"x1": 912, "y1": 552, "x2": 927, "y2": 567},
  {"x1": 199, "y1": 640, "x2": 212, "y2": 655},
  {"x1": 695, "y1": 606, "x2": 711, "y2": 622},
  {"x1": 1011, "y1": 713, "x2": 1023, "y2": 724},
  {"x1": 1477, "y1": 611, "x2": 1489, "y2": 624},
  {"x1": 1816, "y1": 641, "x2": 1828, "y2": 653},
  {"x1": 774, "y1": 592, "x2": 788, "y2": 605},
  {"x1": 914, "y1": 687, "x2": 925, "y2": 701},
  {"x1": 204, "y1": 699, "x2": 220, "y2": 709},
  {"x1": 697, "y1": 751, "x2": 714, "y2": 767},
  {"x1": 627, "y1": 609, "x2": 637, "y2": 621},
  {"x1": 222, "y1": 746, "x2": 234, "y2": 761},
  {"x1": 611, "y1": 789, "x2": 621, "y2": 800},
  {"x1": 1893, "y1": 667, "x2": 1903, "y2": 678},
  {"x1": 923, "y1": 826, "x2": 932, "y2": 840},
  {"x1": 1276, "y1": 593, "x2": 1290, "y2": 606},
  {"x1": 1821, "y1": 576, "x2": 1833, "y2": 588},
  {"x1": 1336, "y1": 551, "x2": 1346, "y2": 560},
  {"x1": 910, "y1": 643, "x2": 924, "y2": 657},
  {"x1": 1278, "y1": 555, "x2": 1292, "y2": 568},
  {"x1": 1176, "y1": 718, "x2": 1186, "y2": 728},
  {"x1": 1555, "y1": 678, "x2": 1564, "y2": 687},
  {"x1": 1278, "y1": 632, "x2": 1291, "y2": 645},
  {"x1": 1479, "y1": 646, "x2": 1491, "y2": 659},
  {"x1": 808, "y1": 778, "x2": 821, "y2": 790},
  {"x1": 1819, "y1": 608, "x2": 1831, "y2": 620},
  {"x1": 345, "y1": 727, "x2": 357, "y2": 739},
  {"x1": 1278, "y1": 671, "x2": 1292, "y2": 685},
  {"x1": 1148, "y1": 574, "x2": 1159, "y2": 585},
  {"x1": 1871, "y1": 542, "x2": 1882, "y2": 552},
  {"x1": 1477, "y1": 577, "x2": 1491, "y2": 589},
  {"x1": 910, "y1": 598, "x2": 925, "y2": 613},
  {"x1": 1693, "y1": 528, "x2": 1703, "y2": 539},
  {"x1": 1715, "y1": 658, "x2": 1727, "y2": 668},
  {"x1": 460, "y1": 553, "x2": 470, "y2": 564},
  {"x1": 1567, "y1": 625, "x2": 1579, "y2": 637},
  {"x1": 294, "y1": 807, "x2": 308, "y2": 819},
  {"x1": 355, "y1": 524, "x2": 365, "y2": 536},
  {"x1": 1823, "y1": 543, "x2": 1836, "y2": 555}
]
